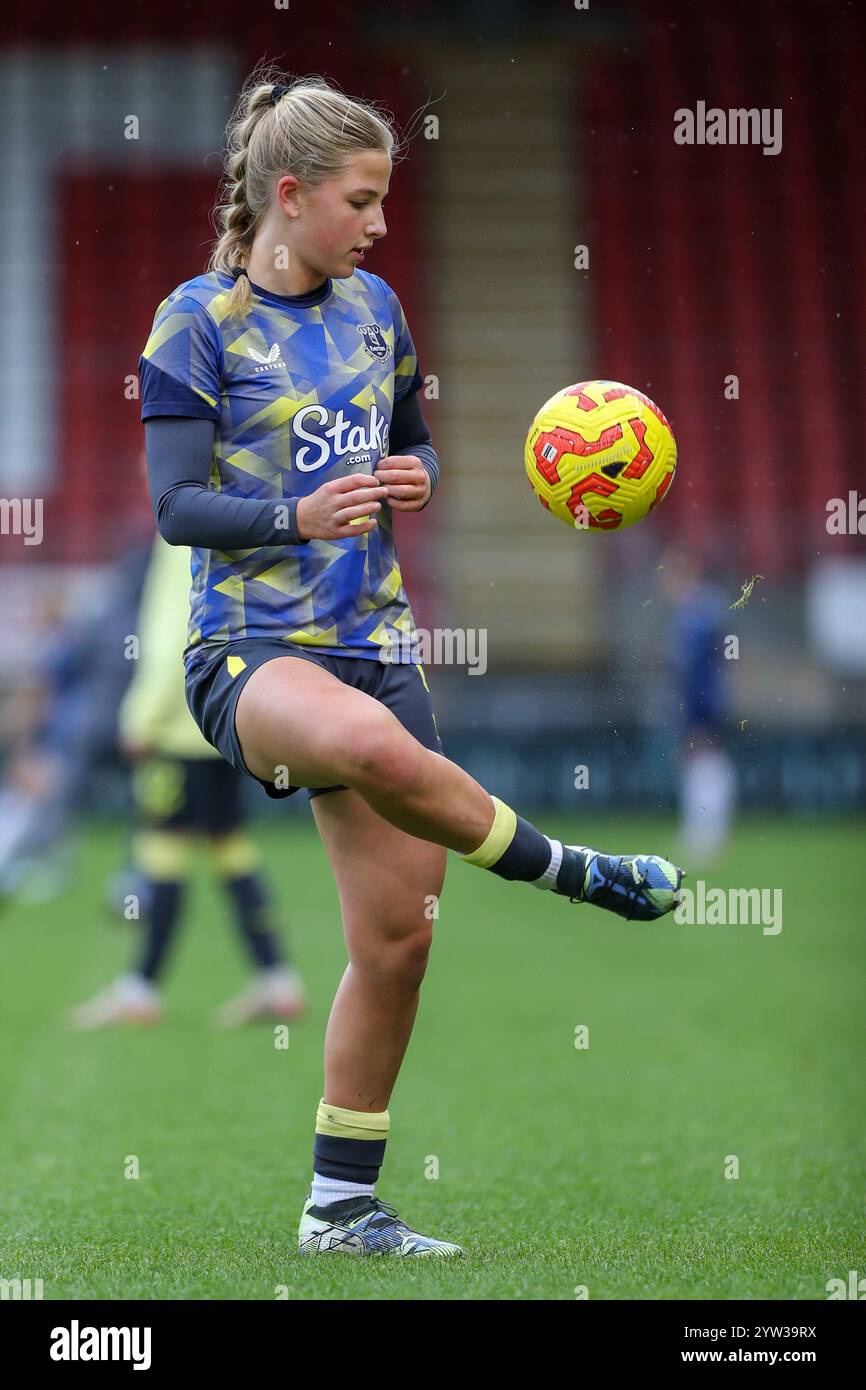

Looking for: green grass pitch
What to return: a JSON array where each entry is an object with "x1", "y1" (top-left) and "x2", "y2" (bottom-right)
[{"x1": 0, "y1": 814, "x2": 863, "y2": 1301}]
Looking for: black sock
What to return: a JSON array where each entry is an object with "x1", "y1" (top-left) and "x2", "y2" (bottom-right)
[
  {"x1": 312, "y1": 1099, "x2": 389, "y2": 1207},
  {"x1": 224, "y1": 872, "x2": 285, "y2": 969},
  {"x1": 460, "y1": 797, "x2": 555, "y2": 883},
  {"x1": 486, "y1": 816, "x2": 552, "y2": 881},
  {"x1": 135, "y1": 879, "x2": 183, "y2": 981}
]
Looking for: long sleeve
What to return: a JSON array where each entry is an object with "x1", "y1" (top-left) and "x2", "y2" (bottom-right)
[
  {"x1": 144, "y1": 417, "x2": 309, "y2": 548},
  {"x1": 139, "y1": 291, "x2": 308, "y2": 549},
  {"x1": 388, "y1": 388, "x2": 440, "y2": 510}
]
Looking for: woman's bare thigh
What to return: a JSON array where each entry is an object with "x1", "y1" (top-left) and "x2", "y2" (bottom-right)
[{"x1": 234, "y1": 655, "x2": 415, "y2": 789}]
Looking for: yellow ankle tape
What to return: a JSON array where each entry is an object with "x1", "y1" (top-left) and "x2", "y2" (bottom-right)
[
  {"x1": 315, "y1": 1099, "x2": 390, "y2": 1142},
  {"x1": 459, "y1": 796, "x2": 517, "y2": 869}
]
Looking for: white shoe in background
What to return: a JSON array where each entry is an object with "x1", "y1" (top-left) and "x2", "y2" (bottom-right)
[
  {"x1": 69, "y1": 973, "x2": 162, "y2": 1030},
  {"x1": 214, "y1": 966, "x2": 307, "y2": 1029}
]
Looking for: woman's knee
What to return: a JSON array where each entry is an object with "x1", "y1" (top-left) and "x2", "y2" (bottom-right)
[
  {"x1": 340, "y1": 713, "x2": 425, "y2": 797},
  {"x1": 352, "y1": 924, "x2": 434, "y2": 990},
  {"x1": 400, "y1": 925, "x2": 434, "y2": 985}
]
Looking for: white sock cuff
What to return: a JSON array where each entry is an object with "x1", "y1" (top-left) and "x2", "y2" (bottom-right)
[
  {"x1": 531, "y1": 837, "x2": 563, "y2": 889},
  {"x1": 310, "y1": 1173, "x2": 375, "y2": 1208}
]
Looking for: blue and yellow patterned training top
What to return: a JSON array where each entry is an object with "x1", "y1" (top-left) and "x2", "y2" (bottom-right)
[{"x1": 139, "y1": 268, "x2": 423, "y2": 671}]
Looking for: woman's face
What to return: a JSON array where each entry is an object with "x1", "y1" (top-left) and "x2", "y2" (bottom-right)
[{"x1": 278, "y1": 150, "x2": 391, "y2": 279}]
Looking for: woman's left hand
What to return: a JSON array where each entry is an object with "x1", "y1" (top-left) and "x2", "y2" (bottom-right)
[{"x1": 373, "y1": 456, "x2": 431, "y2": 512}]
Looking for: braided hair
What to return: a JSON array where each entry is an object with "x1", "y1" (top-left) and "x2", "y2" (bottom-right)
[{"x1": 209, "y1": 67, "x2": 400, "y2": 317}]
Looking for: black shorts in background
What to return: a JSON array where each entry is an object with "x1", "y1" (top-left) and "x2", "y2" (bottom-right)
[{"x1": 131, "y1": 757, "x2": 244, "y2": 834}]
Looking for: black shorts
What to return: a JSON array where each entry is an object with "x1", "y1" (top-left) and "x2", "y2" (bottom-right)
[
  {"x1": 184, "y1": 638, "x2": 444, "y2": 801},
  {"x1": 131, "y1": 756, "x2": 243, "y2": 834}
]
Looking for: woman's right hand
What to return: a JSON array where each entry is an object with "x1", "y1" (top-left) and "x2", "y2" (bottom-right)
[{"x1": 295, "y1": 474, "x2": 389, "y2": 540}]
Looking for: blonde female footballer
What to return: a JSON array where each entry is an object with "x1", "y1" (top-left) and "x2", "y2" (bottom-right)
[{"x1": 139, "y1": 70, "x2": 683, "y2": 1257}]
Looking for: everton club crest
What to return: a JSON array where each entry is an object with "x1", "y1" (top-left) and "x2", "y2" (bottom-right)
[{"x1": 357, "y1": 323, "x2": 392, "y2": 362}]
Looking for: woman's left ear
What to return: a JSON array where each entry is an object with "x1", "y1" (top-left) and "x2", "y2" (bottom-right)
[{"x1": 276, "y1": 174, "x2": 302, "y2": 216}]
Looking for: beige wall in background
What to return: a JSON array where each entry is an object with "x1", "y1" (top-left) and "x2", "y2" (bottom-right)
[{"x1": 415, "y1": 42, "x2": 603, "y2": 668}]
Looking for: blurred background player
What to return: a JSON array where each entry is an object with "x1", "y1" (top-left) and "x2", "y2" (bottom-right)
[
  {"x1": 70, "y1": 529, "x2": 306, "y2": 1029},
  {"x1": 662, "y1": 547, "x2": 737, "y2": 866},
  {"x1": 0, "y1": 527, "x2": 152, "y2": 905}
]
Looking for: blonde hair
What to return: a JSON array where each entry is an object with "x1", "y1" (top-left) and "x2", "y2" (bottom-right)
[{"x1": 210, "y1": 68, "x2": 400, "y2": 317}]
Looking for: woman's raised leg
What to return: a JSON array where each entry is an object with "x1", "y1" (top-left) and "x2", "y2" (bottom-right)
[{"x1": 235, "y1": 656, "x2": 683, "y2": 923}]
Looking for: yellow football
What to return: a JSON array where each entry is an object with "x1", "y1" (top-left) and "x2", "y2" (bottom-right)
[{"x1": 524, "y1": 380, "x2": 677, "y2": 531}]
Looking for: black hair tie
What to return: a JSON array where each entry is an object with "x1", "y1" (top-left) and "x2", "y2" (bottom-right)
[
  {"x1": 270, "y1": 84, "x2": 291, "y2": 106},
  {"x1": 233, "y1": 266, "x2": 250, "y2": 280}
]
